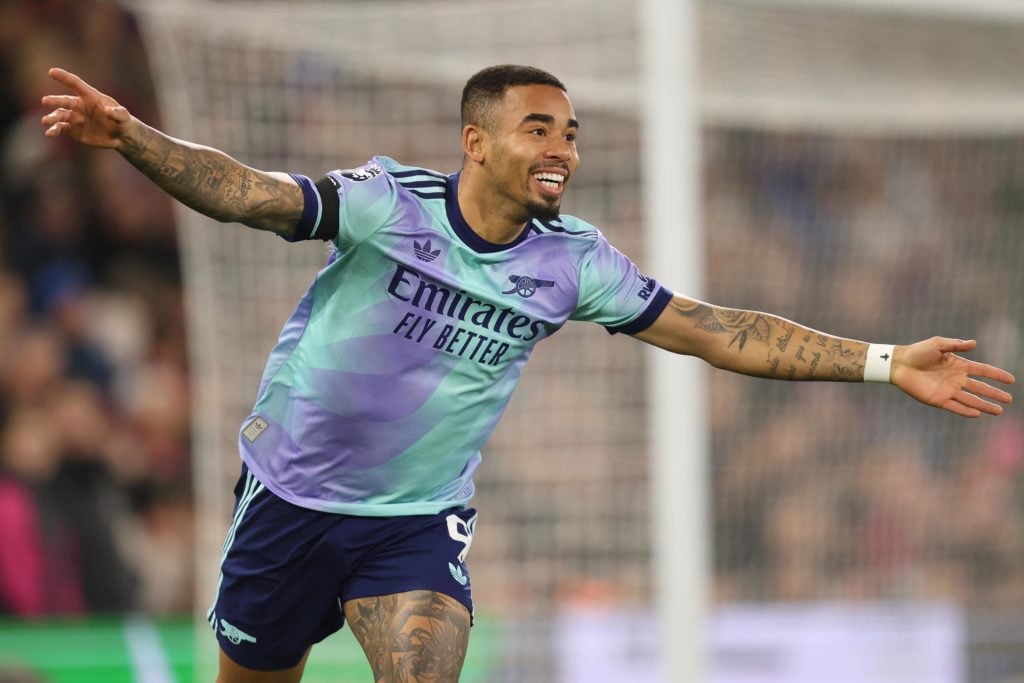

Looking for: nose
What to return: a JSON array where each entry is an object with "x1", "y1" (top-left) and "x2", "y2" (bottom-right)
[{"x1": 545, "y1": 138, "x2": 573, "y2": 162}]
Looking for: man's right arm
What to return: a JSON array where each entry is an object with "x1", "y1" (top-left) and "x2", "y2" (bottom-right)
[
  {"x1": 118, "y1": 121, "x2": 302, "y2": 236},
  {"x1": 41, "y1": 67, "x2": 302, "y2": 237}
]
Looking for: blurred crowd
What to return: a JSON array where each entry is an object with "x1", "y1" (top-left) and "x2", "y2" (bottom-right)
[
  {"x1": 705, "y1": 131, "x2": 1024, "y2": 607},
  {"x1": 0, "y1": 0, "x2": 193, "y2": 616}
]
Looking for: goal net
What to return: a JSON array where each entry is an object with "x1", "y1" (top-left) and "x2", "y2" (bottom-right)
[{"x1": 130, "y1": 0, "x2": 1023, "y2": 680}]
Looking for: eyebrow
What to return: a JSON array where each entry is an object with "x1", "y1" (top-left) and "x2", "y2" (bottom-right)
[{"x1": 521, "y1": 113, "x2": 580, "y2": 130}]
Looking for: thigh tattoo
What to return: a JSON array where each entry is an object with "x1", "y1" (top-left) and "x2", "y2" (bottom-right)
[{"x1": 345, "y1": 590, "x2": 470, "y2": 683}]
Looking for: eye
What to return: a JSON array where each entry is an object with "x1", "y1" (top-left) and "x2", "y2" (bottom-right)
[
  {"x1": 565, "y1": 132, "x2": 577, "y2": 143},
  {"x1": 529, "y1": 128, "x2": 546, "y2": 136}
]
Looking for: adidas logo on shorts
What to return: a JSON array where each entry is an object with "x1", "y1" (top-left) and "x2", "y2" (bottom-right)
[{"x1": 448, "y1": 562, "x2": 468, "y2": 586}]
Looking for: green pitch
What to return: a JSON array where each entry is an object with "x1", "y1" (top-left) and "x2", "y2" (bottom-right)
[{"x1": 0, "y1": 615, "x2": 500, "y2": 682}]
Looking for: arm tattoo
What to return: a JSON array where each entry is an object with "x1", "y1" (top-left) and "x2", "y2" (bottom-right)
[
  {"x1": 670, "y1": 299, "x2": 866, "y2": 381},
  {"x1": 674, "y1": 300, "x2": 771, "y2": 352},
  {"x1": 345, "y1": 591, "x2": 470, "y2": 682},
  {"x1": 119, "y1": 124, "x2": 301, "y2": 235}
]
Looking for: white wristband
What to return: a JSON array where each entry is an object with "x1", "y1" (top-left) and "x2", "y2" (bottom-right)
[{"x1": 864, "y1": 343, "x2": 895, "y2": 383}]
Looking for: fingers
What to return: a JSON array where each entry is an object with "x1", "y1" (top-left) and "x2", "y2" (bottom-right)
[
  {"x1": 941, "y1": 382, "x2": 1008, "y2": 418},
  {"x1": 955, "y1": 389, "x2": 1003, "y2": 416},
  {"x1": 48, "y1": 67, "x2": 98, "y2": 96},
  {"x1": 41, "y1": 94, "x2": 78, "y2": 109},
  {"x1": 966, "y1": 377, "x2": 1013, "y2": 405},
  {"x1": 41, "y1": 107, "x2": 73, "y2": 126},
  {"x1": 43, "y1": 103, "x2": 125, "y2": 122},
  {"x1": 941, "y1": 397, "x2": 981, "y2": 418},
  {"x1": 41, "y1": 108, "x2": 76, "y2": 138},
  {"x1": 44, "y1": 121, "x2": 70, "y2": 138},
  {"x1": 967, "y1": 360, "x2": 1016, "y2": 386},
  {"x1": 937, "y1": 337, "x2": 976, "y2": 353}
]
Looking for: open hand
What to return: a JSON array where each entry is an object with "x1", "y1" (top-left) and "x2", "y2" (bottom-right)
[
  {"x1": 40, "y1": 67, "x2": 132, "y2": 149},
  {"x1": 892, "y1": 337, "x2": 1015, "y2": 418}
]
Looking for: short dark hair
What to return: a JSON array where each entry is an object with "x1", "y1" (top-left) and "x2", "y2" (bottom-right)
[{"x1": 461, "y1": 65, "x2": 567, "y2": 131}]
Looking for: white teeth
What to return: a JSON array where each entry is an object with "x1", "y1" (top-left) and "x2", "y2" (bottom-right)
[{"x1": 534, "y1": 172, "x2": 564, "y2": 191}]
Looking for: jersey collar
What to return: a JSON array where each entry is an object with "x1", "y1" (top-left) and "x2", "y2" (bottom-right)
[{"x1": 446, "y1": 171, "x2": 533, "y2": 253}]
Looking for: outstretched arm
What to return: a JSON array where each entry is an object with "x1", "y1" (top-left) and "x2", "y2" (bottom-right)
[
  {"x1": 40, "y1": 68, "x2": 302, "y2": 236},
  {"x1": 633, "y1": 294, "x2": 1015, "y2": 418}
]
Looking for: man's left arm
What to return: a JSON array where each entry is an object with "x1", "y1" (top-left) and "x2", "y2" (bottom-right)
[{"x1": 632, "y1": 293, "x2": 1015, "y2": 418}]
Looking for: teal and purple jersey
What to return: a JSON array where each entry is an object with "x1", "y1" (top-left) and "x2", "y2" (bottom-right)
[{"x1": 238, "y1": 156, "x2": 672, "y2": 516}]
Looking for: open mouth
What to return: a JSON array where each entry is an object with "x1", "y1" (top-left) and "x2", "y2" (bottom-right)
[{"x1": 532, "y1": 171, "x2": 566, "y2": 196}]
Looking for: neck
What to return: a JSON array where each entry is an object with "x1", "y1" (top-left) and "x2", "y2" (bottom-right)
[{"x1": 457, "y1": 165, "x2": 530, "y2": 245}]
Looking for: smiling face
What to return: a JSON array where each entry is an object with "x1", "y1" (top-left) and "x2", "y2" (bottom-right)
[{"x1": 471, "y1": 84, "x2": 580, "y2": 222}]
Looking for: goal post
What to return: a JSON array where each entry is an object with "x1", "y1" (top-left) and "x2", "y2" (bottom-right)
[{"x1": 641, "y1": 1, "x2": 707, "y2": 682}]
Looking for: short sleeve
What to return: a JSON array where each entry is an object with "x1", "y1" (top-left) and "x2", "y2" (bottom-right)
[
  {"x1": 571, "y1": 235, "x2": 673, "y2": 334},
  {"x1": 287, "y1": 158, "x2": 397, "y2": 247}
]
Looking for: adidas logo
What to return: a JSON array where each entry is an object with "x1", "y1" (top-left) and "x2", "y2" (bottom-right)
[
  {"x1": 448, "y1": 561, "x2": 468, "y2": 586},
  {"x1": 414, "y1": 240, "x2": 441, "y2": 263}
]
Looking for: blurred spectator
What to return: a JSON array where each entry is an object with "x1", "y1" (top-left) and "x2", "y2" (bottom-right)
[
  {"x1": 48, "y1": 381, "x2": 138, "y2": 612},
  {"x1": 0, "y1": 0, "x2": 193, "y2": 617},
  {"x1": 4, "y1": 325, "x2": 66, "y2": 409},
  {"x1": 128, "y1": 481, "x2": 195, "y2": 614},
  {"x1": 0, "y1": 408, "x2": 83, "y2": 616}
]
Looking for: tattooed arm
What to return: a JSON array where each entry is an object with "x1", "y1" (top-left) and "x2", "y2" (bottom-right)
[
  {"x1": 116, "y1": 123, "x2": 301, "y2": 234},
  {"x1": 41, "y1": 68, "x2": 302, "y2": 236},
  {"x1": 633, "y1": 294, "x2": 1015, "y2": 417},
  {"x1": 635, "y1": 295, "x2": 866, "y2": 381}
]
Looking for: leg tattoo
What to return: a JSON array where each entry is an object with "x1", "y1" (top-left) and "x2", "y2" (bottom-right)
[{"x1": 344, "y1": 590, "x2": 470, "y2": 683}]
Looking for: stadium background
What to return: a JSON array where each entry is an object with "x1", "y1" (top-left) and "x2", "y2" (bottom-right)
[{"x1": 0, "y1": 0, "x2": 1022, "y2": 681}]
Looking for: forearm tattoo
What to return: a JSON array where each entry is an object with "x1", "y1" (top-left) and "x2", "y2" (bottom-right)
[
  {"x1": 345, "y1": 591, "x2": 470, "y2": 682},
  {"x1": 670, "y1": 299, "x2": 866, "y2": 381},
  {"x1": 119, "y1": 124, "x2": 300, "y2": 234}
]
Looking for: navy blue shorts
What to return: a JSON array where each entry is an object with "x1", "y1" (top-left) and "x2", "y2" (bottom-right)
[{"x1": 207, "y1": 465, "x2": 477, "y2": 671}]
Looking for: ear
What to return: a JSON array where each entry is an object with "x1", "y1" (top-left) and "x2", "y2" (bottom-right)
[{"x1": 462, "y1": 124, "x2": 487, "y2": 164}]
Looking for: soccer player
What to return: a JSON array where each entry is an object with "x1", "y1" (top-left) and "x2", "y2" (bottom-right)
[{"x1": 41, "y1": 64, "x2": 1014, "y2": 682}]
